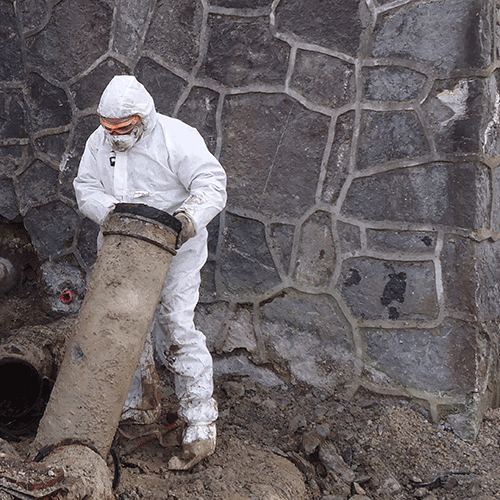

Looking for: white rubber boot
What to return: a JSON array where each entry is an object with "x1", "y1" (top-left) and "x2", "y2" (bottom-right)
[{"x1": 167, "y1": 422, "x2": 216, "y2": 470}]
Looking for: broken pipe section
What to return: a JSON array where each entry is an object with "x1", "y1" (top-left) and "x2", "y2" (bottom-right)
[
  {"x1": 32, "y1": 204, "x2": 180, "y2": 458},
  {"x1": 0, "y1": 320, "x2": 73, "y2": 436}
]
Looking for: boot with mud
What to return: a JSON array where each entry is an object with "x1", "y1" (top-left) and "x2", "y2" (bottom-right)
[{"x1": 167, "y1": 423, "x2": 216, "y2": 470}]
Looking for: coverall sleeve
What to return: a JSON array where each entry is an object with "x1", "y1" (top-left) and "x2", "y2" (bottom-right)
[
  {"x1": 73, "y1": 138, "x2": 119, "y2": 226},
  {"x1": 172, "y1": 126, "x2": 227, "y2": 235}
]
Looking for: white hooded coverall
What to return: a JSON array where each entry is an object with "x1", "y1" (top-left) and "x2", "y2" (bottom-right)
[{"x1": 73, "y1": 76, "x2": 226, "y2": 431}]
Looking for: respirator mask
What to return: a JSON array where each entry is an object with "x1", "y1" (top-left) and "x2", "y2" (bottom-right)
[{"x1": 100, "y1": 115, "x2": 145, "y2": 152}]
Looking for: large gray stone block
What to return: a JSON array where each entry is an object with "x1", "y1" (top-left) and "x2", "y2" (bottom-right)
[
  {"x1": 337, "y1": 221, "x2": 361, "y2": 254},
  {"x1": 0, "y1": 179, "x2": 19, "y2": 221},
  {"x1": 293, "y1": 211, "x2": 336, "y2": 288},
  {"x1": 16, "y1": 0, "x2": 48, "y2": 34},
  {"x1": 366, "y1": 229, "x2": 437, "y2": 254},
  {"x1": 342, "y1": 162, "x2": 490, "y2": 231},
  {"x1": 35, "y1": 133, "x2": 69, "y2": 167},
  {"x1": 0, "y1": 1, "x2": 24, "y2": 82},
  {"x1": 17, "y1": 160, "x2": 59, "y2": 216},
  {"x1": 275, "y1": 0, "x2": 364, "y2": 55},
  {"x1": 70, "y1": 116, "x2": 101, "y2": 155},
  {"x1": 221, "y1": 93, "x2": 329, "y2": 217},
  {"x1": 25, "y1": 0, "x2": 113, "y2": 81},
  {"x1": 260, "y1": 288, "x2": 355, "y2": 391},
  {"x1": 70, "y1": 59, "x2": 130, "y2": 111},
  {"x1": 322, "y1": 111, "x2": 354, "y2": 204},
  {"x1": 178, "y1": 87, "x2": 219, "y2": 154},
  {"x1": 75, "y1": 217, "x2": 99, "y2": 270},
  {"x1": 144, "y1": 0, "x2": 202, "y2": 72},
  {"x1": 220, "y1": 213, "x2": 281, "y2": 296},
  {"x1": 475, "y1": 239, "x2": 500, "y2": 322},
  {"x1": 200, "y1": 14, "x2": 289, "y2": 87},
  {"x1": 339, "y1": 257, "x2": 439, "y2": 321},
  {"x1": 23, "y1": 202, "x2": 80, "y2": 260},
  {"x1": 210, "y1": 0, "x2": 271, "y2": 6},
  {"x1": 0, "y1": 91, "x2": 29, "y2": 140},
  {"x1": 60, "y1": 116, "x2": 98, "y2": 202},
  {"x1": 218, "y1": 305, "x2": 257, "y2": 355},
  {"x1": 356, "y1": 111, "x2": 429, "y2": 171},
  {"x1": 362, "y1": 66, "x2": 426, "y2": 102},
  {"x1": 291, "y1": 50, "x2": 355, "y2": 108},
  {"x1": 422, "y1": 78, "x2": 486, "y2": 154},
  {"x1": 362, "y1": 318, "x2": 479, "y2": 392},
  {"x1": 0, "y1": 145, "x2": 33, "y2": 179},
  {"x1": 199, "y1": 216, "x2": 221, "y2": 302},
  {"x1": 268, "y1": 222, "x2": 295, "y2": 275},
  {"x1": 195, "y1": 302, "x2": 230, "y2": 351},
  {"x1": 26, "y1": 73, "x2": 71, "y2": 133},
  {"x1": 371, "y1": 0, "x2": 490, "y2": 71},
  {"x1": 441, "y1": 235, "x2": 479, "y2": 316},
  {"x1": 135, "y1": 58, "x2": 186, "y2": 117},
  {"x1": 112, "y1": 0, "x2": 155, "y2": 61}
]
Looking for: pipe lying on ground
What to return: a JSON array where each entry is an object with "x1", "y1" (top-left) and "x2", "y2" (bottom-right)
[
  {"x1": 0, "y1": 320, "x2": 73, "y2": 436},
  {"x1": 32, "y1": 203, "x2": 180, "y2": 458},
  {"x1": 0, "y1": 358, "x2": 41, "y2": 421}
]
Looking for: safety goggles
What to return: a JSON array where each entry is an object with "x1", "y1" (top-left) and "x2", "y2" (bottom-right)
[{"x1": 100, "y1": 115, "x2": 141, "y2": 135}]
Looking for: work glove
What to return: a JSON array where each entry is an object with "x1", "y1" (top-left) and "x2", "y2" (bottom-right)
[{"x1": 174, "y1": 211, "x2": 195, "y2": 249}]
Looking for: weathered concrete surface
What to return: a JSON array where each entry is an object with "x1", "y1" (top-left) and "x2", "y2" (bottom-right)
[
  {"x1": 33, "y1": 211, "x2": 178, "y2": 457},
  {"x1": 1, "y1": 0, "x2": 499, "y2": 442}
]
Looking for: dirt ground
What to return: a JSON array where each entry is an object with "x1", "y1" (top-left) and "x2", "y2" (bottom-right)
[{"x1": 2, "y1": 287, "x2": 500, "y2": 500}]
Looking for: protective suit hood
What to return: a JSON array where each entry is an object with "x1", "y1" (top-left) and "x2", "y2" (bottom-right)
[{"x1": 97, "y1": 76, "x2": 157, "y2": 134}]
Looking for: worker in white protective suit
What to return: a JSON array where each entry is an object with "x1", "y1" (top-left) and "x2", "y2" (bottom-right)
[{"x1": 73, "y1": 75, "x2": 227, "y2": 470}]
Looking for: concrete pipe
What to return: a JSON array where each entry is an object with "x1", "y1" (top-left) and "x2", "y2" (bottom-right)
[
  {"x1": 0, "y1": 336, "x2": 51, "y2": 423},
  {"x1": 0, "y1": 320, "x2": 72, "y2": 435},
  {"x1": 32, "y1": 204, "x2": 180, "y2": 458}
]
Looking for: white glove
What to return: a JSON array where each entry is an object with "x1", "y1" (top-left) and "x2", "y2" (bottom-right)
[{"x1": 174, "y1": 211, "x2": 195, "y2": 249}]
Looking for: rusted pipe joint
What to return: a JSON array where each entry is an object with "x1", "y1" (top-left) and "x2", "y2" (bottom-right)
[{"x1": 102, "y1": 203, "x2": 181, "y2": 255}]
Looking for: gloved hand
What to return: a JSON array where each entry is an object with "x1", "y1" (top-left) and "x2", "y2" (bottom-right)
[
  {"x1": 174, "y1": 211, "x2": 195, "y2": 249},
  {"x1": 101, "y1": 205, "x2": 116, "y2": 226}
]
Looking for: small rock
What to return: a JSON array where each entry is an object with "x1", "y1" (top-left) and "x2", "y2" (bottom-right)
[
  {"x1": 208, "y1": 465, "x2": 223, "y2": 480},
  {"x1": 314, "y1": 423, "x2": 330, "y2": 438},
  {"x1": 289, "y1": 414, "x2": 307, "y2": 433},
  {"x1": 301, "y1": 431, "x2": 322, "y2": 455},
  {"x1": 314, "y1": 405, "x2": 329, "y2": 420},
  {"x1": 353, "y1": 482, "x2": 367, "y2": 495},
  {"x1": 469, "y1": 477, "x2": 482, "y2": 496},
  {"x1": 222, "y1": 381, "x2": 245, "y2": 398},
  {"x1": 262, "y1": 398, "x2": 277, "y2": 411},
  {"x1": 318, "y1": 442, "x2": 355, "y2": 483},
  {"x1": 381, "y1": 475, "x2": 402, "y2": 495},
  {"x1": 414, "y1": 487, "x2": 427, "y2": 498},
  {"x1": 444, "y1": 476, "x2": 459, "y2": 490}
]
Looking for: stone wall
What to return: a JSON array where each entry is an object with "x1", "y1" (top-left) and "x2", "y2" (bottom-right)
[{"x1": 2, "y1": 0, "x2": 500, "y2": 441}]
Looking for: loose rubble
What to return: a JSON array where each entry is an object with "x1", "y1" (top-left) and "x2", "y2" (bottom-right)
[{"x1": 2, "y1": 295, "x2": 500, "y2": 499}]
